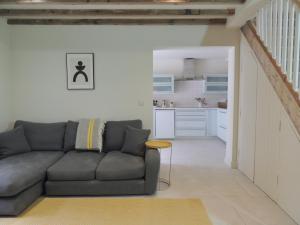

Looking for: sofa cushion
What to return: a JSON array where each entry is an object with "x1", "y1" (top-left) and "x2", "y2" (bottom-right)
[
  {"x1": 96, "y1": 151, "x2": 145, "y2": 181},
  {"x1": 0, "y1": 151, "x2": 63, "y2": 197},
  {"x1": 14, "y1": 120, "x2": 66, "y2": 151},
  {"x1": 47, "y1": 151, "x2": 105, "y2": 181},
  {"x1": 103, "y1": 120, "x2": 142, "y2": 152},
  {"x1": 64, "y1": 121, "x2": 79, "y2": 151},
  {"x1": 121, "y1": 126, "x2": 150, "y2": 157},
  {"x1": 0, "y1": 126, "x2": 31, "y2": 159},
  {"x1": 75, "y1": 119, "x2": 105, "y2": 151}
]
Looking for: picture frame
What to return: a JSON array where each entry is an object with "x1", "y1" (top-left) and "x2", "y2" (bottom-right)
[{"x1": 66, "y1": 53, "x2": 95, "y2": 90}]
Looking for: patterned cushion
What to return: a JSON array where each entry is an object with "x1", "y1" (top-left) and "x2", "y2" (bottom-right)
[{"x1": 75, "y1": 119, "x2": 105, "y2": 151}]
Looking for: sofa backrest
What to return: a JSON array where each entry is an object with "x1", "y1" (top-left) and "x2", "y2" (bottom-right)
[
  {"x1": 103, "y1": 120, "x2": 142, "y2": 152},
  {"x1": 14, "y1": 121, "x2": 66, "y2": 151}
]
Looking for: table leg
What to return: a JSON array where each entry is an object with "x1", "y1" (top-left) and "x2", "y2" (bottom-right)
[{"x1": 158, "y1": 146, "x2": 172, "y2": 191}]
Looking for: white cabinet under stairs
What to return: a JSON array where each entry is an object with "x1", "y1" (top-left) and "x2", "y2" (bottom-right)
[{"x1": 239, "y1": 34, "x2": 300, "y2": 224}]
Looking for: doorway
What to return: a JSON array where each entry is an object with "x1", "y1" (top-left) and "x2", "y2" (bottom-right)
[{"x1": 152, "y1": 47, "x2": 236, "y2": 168}]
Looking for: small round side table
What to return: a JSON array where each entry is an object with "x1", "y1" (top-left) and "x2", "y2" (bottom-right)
[{"x1": 145, "y1": 140, "x2": 172, "y2": 190}]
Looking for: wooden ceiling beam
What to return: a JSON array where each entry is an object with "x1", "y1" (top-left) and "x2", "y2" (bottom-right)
[
  {"x1": 0, "y1": 4, "x2": 242, "y2": 10},
  {"x1": 0, "y1": 9, "x2": 235, "y2": 19},
  {"x1": 0, "y1": 0, "x2": 246, "y2": 10},
  {"x1": 0, "y1": 0, "x2": 246, "y2": 4},
  {"x1": 7, "y1": 18, "x2": 227, "y2": 25}
]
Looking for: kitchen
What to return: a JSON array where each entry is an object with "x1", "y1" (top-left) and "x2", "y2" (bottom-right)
[{"x1": 153, "y1": 48, "x2": 229, "y2": 145}]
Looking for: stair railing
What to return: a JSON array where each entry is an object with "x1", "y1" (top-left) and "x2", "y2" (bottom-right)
[{"x1": 256, "y1": 0, "x2": 300, "y2": 94}]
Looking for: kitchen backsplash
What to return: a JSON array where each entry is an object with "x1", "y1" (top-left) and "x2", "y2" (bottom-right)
[{"x1": 153, "y1": 80, "x2": 227, "y2": 107}]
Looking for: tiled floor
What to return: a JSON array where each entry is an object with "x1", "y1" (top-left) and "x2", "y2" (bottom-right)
[{"x1": 155, "y1": 139, "x2": 297, "y2": 225}]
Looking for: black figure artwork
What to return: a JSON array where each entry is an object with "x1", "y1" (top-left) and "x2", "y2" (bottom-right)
[
  {"x1": 67, "y1": 53, "x2": 94, "y2": 90},
  {"x1": 73, "y1": 61, "x2": 88, "y2": 82}
]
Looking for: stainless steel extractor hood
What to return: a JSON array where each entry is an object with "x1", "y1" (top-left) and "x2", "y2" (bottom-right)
[{"x1": 182, "y1": 58, "x2": 196, "y2": 80}]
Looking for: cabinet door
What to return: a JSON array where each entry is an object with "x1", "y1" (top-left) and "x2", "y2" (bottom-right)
[
  {"x1": 278, "y1": 111, "x2": 300, "y2": 224},
  {"x1": 238, "y1": 37, "x2": 258, "y2": 181},
  {"x1": 155, "y1": 110, "x2": 175, "y2": 139},
  {"x1": 153, "y1": 75, "x2": 174, "y2": 94},
  {"x1": 254, "y1": 65, "x2": 280, "y2": 201},
  {"x1": 207, "y1": 109, "x2": 217, "y2": 136},
  {"x1": 217, "y1": 109, "x2": 227, "y2": 129}
]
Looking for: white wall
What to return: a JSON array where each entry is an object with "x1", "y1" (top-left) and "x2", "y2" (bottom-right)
[
  {"x1": 10, "y1": 26, "x2": 211, "y2": 129},
  {"x1": 10, "y1": 25, "x2": 240, "y2": 131},
  {"x1": 196, "y1": 59, "x2": 228, "y2": 75},
  {"x1": 153, "y1": 58, "x2": 228, "y2": 80},
  {"x1": 6, "y1": 24, "x2": 240, "y2": 167},
  {"x1": 0, "y1": 19, "x2": 11, "y2": 132},
  {"x1": 154, "y1": 80, "x2": 227, "y2": 107}
]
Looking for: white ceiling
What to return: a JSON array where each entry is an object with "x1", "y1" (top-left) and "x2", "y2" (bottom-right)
[{"x1": 153, "y1": 47, "x2": 229, "y2": 60}]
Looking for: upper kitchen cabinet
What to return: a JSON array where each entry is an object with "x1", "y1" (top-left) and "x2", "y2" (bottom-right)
[
  {"x1": 204, "y1": 74, "x2": 228, "y2": 94},
  {"x1": 153, "y1": 75, "x2": 174, "y2": 94}
]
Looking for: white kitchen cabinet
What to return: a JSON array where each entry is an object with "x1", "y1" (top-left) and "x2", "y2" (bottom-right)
[
  {"x1": 204, "y1": 74, "x2": 228, "y2": 94},
  {"x1": 175, "y1": 108, "x2": 207, "y2": 137},
  {"x1": 154, "y1": 109, "x2": 175, "y2": 139},
  {"x1": 238, "y1": 36, "x2": 258, "y2": 181},
  {"x1": 153, "y1": 75, "x2": 174, "y2": 94},
  {"x1": 207, "y1": 109, "x2": 218, "y2": 136},
  {"x1": 217, "y1": 109, "x2": 227, "y2": 142}
]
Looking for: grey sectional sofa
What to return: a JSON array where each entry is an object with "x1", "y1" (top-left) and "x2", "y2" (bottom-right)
[{"x1": 0, "y1": 120, "x2": 160, "y2": 216}]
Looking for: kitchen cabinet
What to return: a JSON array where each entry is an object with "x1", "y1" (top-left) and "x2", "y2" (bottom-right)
[
  {"x1": 207, "y1": 109, "x2": 218, "y2": 136},
  {"x1": 154, "y1": 109, "x2": 175, "y2": 139},
  {"x1": 154, "y1": 107, "x2": 220, "y2": 139},
  {"x1": 217, "y1": 109, "x2": 227, "y2": 142},
  {"x1": 175, "y1": 108, "x2": 207, "y2": 137},
  {"x1": 204, "y1": 74, "x2": 228, "y2": 94},
  {"x1": 153, "y1": 75, "x2": 174, "y2": 94}
]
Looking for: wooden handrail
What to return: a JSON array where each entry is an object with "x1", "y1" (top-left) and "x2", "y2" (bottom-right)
[{"x1": 242, "y1": 21, "x2": 300, "y2": 136}]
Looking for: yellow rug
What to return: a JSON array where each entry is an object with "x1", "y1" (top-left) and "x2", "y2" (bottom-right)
[{"x1": 0, "y1": 198, "x2": 212, "y2": 225}]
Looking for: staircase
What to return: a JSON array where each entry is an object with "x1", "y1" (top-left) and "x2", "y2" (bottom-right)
[{"x1": 241, "y1": 0, "x2": 300, "y2": 136}]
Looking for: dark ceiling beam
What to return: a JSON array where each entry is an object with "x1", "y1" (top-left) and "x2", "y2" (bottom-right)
[
  {"x1": 7, "y1": 18, "x2": 227, "y2": 25},
  {"x1": 0, "y1": 0, "x2": 246, "y2": 4},
  {"x1": 0, "y1": 9, "x2": 235, "y2": 16},
  {"x1": 0, "y1": 9, "x2": 235, "y2": 18}
]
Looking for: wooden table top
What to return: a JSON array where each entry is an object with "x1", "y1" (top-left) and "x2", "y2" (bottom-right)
[{"x1": 145, "y1": 140, "x2": 172, "y2": 149}]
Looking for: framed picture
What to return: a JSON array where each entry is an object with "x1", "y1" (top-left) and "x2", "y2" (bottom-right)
[{"x1": 66, "y1": 53, "x2": 94, "y2": 90}]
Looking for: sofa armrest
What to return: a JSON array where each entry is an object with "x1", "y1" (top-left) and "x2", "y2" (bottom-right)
[{"x1": 144, "y1": 148, "x2": 160, "y2": 195}]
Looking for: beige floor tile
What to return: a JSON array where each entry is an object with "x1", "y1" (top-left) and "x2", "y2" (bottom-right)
[{"x1": 153, "y1": 139, "x2": 298, "y2": 225}]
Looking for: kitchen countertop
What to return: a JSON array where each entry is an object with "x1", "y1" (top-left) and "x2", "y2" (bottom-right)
[{"x1": 153, "y1": 106, "x2": 222, "y2": 110}]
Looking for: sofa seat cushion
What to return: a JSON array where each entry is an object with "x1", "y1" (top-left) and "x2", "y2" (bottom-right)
[
  {"x1": 96, "y1": 151, "x2": 145, "y2": 181},
  {"x1": 47, "y1": 151, "x2": 105, "y2": 181},
  {"x1": 0, "y1": 151, "x2": 63, "y2": 197}
]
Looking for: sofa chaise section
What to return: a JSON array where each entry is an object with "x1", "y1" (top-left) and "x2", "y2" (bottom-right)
[{"x1": 0, "y1": 151, "x2": 63, "y2": 215}]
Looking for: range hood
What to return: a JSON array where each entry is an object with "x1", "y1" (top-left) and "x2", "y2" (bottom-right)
[{"x1": 181, "y1": 58, "x2": 203, "y2": 80}]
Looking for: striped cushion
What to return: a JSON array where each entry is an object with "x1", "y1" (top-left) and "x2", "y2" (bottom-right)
[{"x1": 75, "y1": 119, "x2": 105, "y2": 151}]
